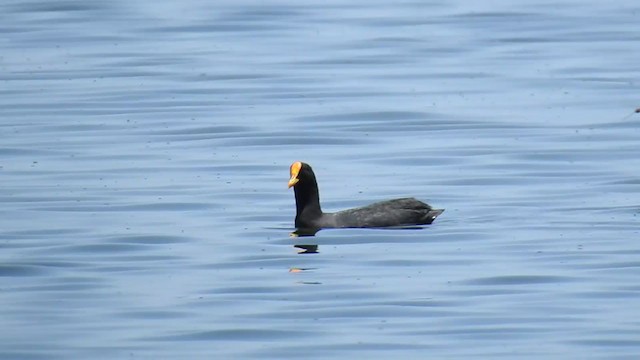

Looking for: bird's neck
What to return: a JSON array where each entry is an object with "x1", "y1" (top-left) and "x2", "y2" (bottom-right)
[{"x1": 294, "y1": 181, "x2": 323, "y2": 219}]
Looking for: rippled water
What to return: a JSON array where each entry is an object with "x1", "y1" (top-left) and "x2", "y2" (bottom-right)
[{"x1": 2, "y1": 0, "x2": 639, "y2": 359}]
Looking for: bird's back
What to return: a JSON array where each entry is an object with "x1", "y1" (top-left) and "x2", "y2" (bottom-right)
[{"x1": 328, "y1": 197, "x2": 443, "y2": 228}]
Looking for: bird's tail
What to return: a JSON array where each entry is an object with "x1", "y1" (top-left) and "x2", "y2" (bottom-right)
[{"x1": 425, "y1": 209, "x2": 444, "y2": 224}]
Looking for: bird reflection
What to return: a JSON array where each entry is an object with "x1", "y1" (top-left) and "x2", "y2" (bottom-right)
[
  {"x1": 294, "y1": 244, "x2": 318, "y2": 254},
  {"x1": 290, "y1": 227, "x2": 320, "y2": 253},
  {"x1": 290, "y1": 227, "x2": 320, "y2": 237}
]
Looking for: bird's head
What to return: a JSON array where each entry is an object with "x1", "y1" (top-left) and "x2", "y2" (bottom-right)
[{"x1": 288, "y1": 161, "x2": 316, "y2": 189}]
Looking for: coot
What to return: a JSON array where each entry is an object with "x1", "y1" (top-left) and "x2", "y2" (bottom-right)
[{"x1": 288, "y1": 161, "x2": 444, "y2": 229}]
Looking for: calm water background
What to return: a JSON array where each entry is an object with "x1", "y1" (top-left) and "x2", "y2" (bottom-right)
[{"x1": 1, "y1": 0, "x2": 639, "y2": 359}]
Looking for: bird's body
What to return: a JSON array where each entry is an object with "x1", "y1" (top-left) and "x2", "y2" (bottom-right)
[{"x1": 288, "y1": 162, "x2": 443, "y2": 229}]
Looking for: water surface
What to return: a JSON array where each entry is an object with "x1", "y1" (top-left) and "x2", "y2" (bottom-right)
[{"x1": 1, "y1": 0, "x2": 639, "y2": 359}]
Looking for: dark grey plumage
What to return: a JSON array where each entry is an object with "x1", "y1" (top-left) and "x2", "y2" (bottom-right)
[{"x1": 288, "y1": 162, "x2": 444, "y2": 229}]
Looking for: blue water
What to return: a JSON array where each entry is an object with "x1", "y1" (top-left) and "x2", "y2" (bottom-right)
[{"x1": 1, "y1": 1, "x2": 639, "y2": 359}]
